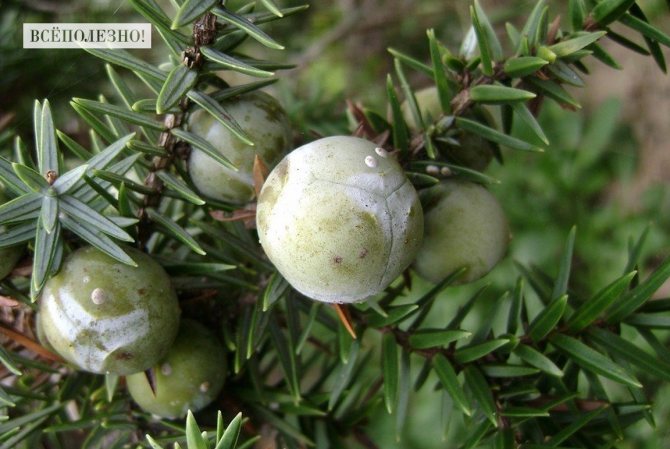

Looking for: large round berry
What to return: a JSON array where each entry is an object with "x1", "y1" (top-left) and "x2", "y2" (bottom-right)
[
  {"x1": 187, "y1": 91, "x2": 292, "y2": 204},
  {"x1": 126, "y1": 319, "x2": 226, "y2": 419},
  {"x1": 413, "y1": 180, "x2": 510, "y2": 284},
  {"x1": 38, "y1": 246, "x2": 181, "y2": 375},
  {"x1": 256, "y1": 136, "x2": 423, "y2": 303},
  {"x1": 0, "y1": 188, "x2": 24, "y2": 280}
]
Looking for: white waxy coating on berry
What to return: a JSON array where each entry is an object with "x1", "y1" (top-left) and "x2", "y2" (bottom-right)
[
  {"x1": 199, "y1": 382, "x2": 210, "y2": 393},
  {"x1": 38, "y1": 246, "x2": 180, "y2": 375},
  {"x1": 42, "y1": 289, "x2": 150, "y2": 372},
  {"x1": 256, "y1": 136, "x2": 424, "y2": 303}
]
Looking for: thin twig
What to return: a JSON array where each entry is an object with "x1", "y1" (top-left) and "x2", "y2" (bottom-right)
[
  {"x1": 352, "y1": 428, "x2": 382, "y2": 449},
  {"x1": 0, "y1": 325, "x2": 64, "y2": 363}
]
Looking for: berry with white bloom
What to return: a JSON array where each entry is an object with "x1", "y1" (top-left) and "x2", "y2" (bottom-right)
[{"x1": 256, "y1": 136, "x2": 423, "y2": 303}]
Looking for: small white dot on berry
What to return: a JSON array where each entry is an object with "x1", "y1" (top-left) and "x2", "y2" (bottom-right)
[
  {"x1": 161, "y1": 363, "x2": 172, "y2": 376},
  {"x1": 90, "y1": 288, "x2": 106, "y2": 305},
  {"x1": 426, "y1": 165, "x2": 440, "y2": 175},
  {"x1": 375, "y1": 147, "x2": 388, "y2": 158}
]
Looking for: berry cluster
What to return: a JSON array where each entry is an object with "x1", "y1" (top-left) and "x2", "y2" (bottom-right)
[{"x1": 16, "y1": 84, "x2": 509, "y2": 418}]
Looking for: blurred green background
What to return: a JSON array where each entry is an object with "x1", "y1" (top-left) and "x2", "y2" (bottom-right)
[{"x1": 2, "y1": 0, "x2": 670, "y2": 447}]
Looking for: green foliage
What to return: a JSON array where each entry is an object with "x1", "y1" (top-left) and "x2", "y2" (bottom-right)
[{"x1": 1, "y1": 0, "x2": 670, "y2": 448}]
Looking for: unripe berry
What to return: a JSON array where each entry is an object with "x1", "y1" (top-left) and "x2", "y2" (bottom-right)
[
  {"x1": 257, "y1": 136, "x2": 423, "y2": 303},
  {"x1": 38, "y1": 246, "x2": 181, "y2": 375},
  {"x1": 413, "y1": 180, "x2": 509, "y2": 284},
  {"x1": 402, "y1": 86, "x2": 494, "y2": 171},
  {"x1": 401, "y1": 86, "x2": 444, "y2": 131},
  {"x1": 126, "y1": 319, "x2": 226, "y2": 419},
  {"x1": 188, "y1": 91, "x2": 292, "y2": 204}
]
